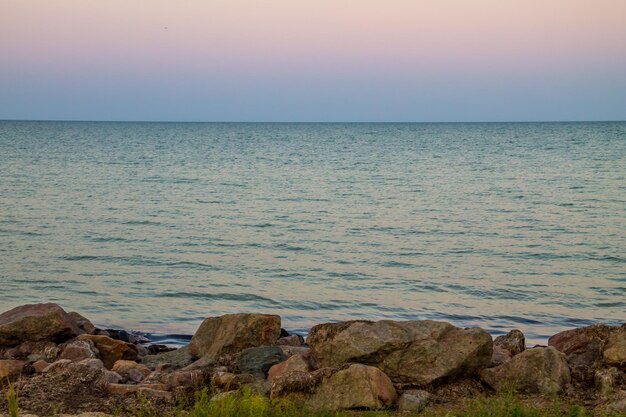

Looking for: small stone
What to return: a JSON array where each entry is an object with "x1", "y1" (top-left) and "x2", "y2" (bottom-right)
[
  {"x1": 59, "y1": 339, "x2": 99, "y2": 362},
  {"x1": 32, "y1": 359, "x2": 50, "y2": 373},
  {"x1": 76, "y1": 358, "x2": 105, "y2": 369},
  {"x1": 268, "y1": 353, "x2": 314, "y2": 382},
  {"x1": 494, "y1": 329, "x2": 526, "y2": 356},
  {"x1": 112, "y1": 360, "x2": 151, "y2": 383},
  {"x1": 103, "y1": 370, "x2": 122, "y2": 384},
  {"x1": 397, "y1": 389, "x2": 432, "y2": 412}
]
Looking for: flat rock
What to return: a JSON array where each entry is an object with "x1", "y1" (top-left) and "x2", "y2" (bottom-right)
[
  {"x1": 188, "y1": 313, "x2": 281, "y2": 359},
  {"x1": 76, "y1": 335, "x2": 137, "y2": 369},
  {"x1": 0, "y1": 303, "x2": 80, "y2": 346},
  {"x1": 307, "y1": 319, "x2": 492, "y2": 387},
  {"x1": 480, "y1": 346, "x2": 571, "y2": 394}
]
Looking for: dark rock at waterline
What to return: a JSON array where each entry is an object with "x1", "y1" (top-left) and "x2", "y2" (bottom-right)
[
  {"x1": 480, "y1": 346, "x2": 571, "y2": 394},
  {"x1": 0, "y1": 303, "x2": 80, "y2": 346},
  {"x1": 188, "y1": 313, "x2": 281, "y2": 359},
  {"x1": 307, "y1": 319, "x2": 493, "y2": 387},
  {"x1": 237, "y1": 346, "x2": 286, "y2": 378},
  {"x1": 548, "y1": 324, "x2": 624, "y2": 382}
]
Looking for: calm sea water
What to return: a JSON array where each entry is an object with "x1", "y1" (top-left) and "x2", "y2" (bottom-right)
[{"x1": 1, "y1": 121, "x2": 624, "y2": 345}]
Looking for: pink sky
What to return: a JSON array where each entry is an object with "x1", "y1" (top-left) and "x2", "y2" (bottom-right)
[{"x1": 2, "y1": 0, "x2": 625, "y2": 121}]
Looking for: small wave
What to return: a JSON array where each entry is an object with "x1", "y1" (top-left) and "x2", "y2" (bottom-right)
[{"x1": 155, "y1": 292, "x2": 280, "y2": 307}]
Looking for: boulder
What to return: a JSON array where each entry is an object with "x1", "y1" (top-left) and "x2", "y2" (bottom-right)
[
  {"x1": 188, "y1": 313, "x2": 281, "y2": 359},
  {"x1": 480, "y1": 346, "x2": 571, "y2": 394},
  {"x1": 306, "y1": 364, "x2": 396, "y2": 411},
  {"x1": 0, "y1": 303, "x2": 80, "y2": 346},
  {"x1": 16, "y1": 362, "x2": 114, "y2": 416},
  {"x1": 603, "y1": 327, "x2": 626, "y2": 370},
  {"x1": 494, "y1": 329, "x2": 525, "y2": 356},
  {"x1": 141, "y1": 346, "x2": 193, "y2": 370},
  {"x1": 548, "y1": 324, "x2": 616, "y2": 382},
  {"x1": 0, "y1": 359, "x2": 25, "y2": 379},
  {"x1": 59, "y1": 339, "x2": 99, "y2": 362},
  {"x1": 111, "y1": 360, "x2": 151, "y2": 383},
  {"x1": 307, "y1": 319, "x2": 492, "y2": 387},
  {"x1": 76, "y1": 335, "x2": 137, "y2": 369},
  {"x1": 397, "y1": 389, "x2": 432, "y2": 413},
  {"x1": 67, "y1": 312, "x2": 96, "y2": 335},
  {"x1": 237, "y1": 346, "x2": 286, "y2": 378},
  {"x1": 268, "y1": 353, "x2": 314, "y2": 382}
]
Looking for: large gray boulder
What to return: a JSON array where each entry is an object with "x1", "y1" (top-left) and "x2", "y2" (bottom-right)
[
  {"x1": 307, "y1": 319, "x2": 492, "y2": 387},
  {"x1": 480, "y1": 346, "x2": 571, "y2": 394},
  {"x1": 0, "y1": 303, "x2": 80, "y2": 346},
  {"x1": 188, "y1": 313, "x2": 281, "y2": 359}
]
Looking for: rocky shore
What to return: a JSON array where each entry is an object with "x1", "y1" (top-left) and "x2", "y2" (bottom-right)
[{"x1": 0, "y1": 303, "x2": 624, "y2": 416}]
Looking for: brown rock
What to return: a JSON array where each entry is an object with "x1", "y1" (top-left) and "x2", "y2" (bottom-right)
[
  {"x1": 494, "y1": 329, "x2": 525, "y2": 356},
  {"x1": 480, "y1": 346, "x2": 571, "y2": 394},
  {"x1": 549, "y1": 324, "x2": 621, "y2": 382},
  {"x1": 490, "y1": 346, "x2": 512, "y2": 367},
  {"x1": 68, "y1": 312, "x2": 96, "y2": 335},
  {"x1": 306, "y1": 364, "x2": 397, "y2": 411},
  {"x1": 0, "y1": 359, "x2": 25, "y2": 379},
  {"x1": 43, "y1": 359, "x2": 72, "y2": 373},
  {"x1": 268, "y1": 353, "x2": 314, "y2": 382},
  {"x1": 60, "y1": 339, "x2": 99, "y2": 362},
  {"x1": 76, "y1": 335, "x2": 137, "y2": 369},
  {"x1": 397, "y1": 389, "x2": 432, "y2": 413},
  {"x1": 32, "y1": 359, "x2": 50, "y2": 373},
  {"x1": 595, "y1": 367, "x2": 623, "y2": 396},
  {"x1": 169, "y1": 367, "x2": 212, "y2": 388},
  {"x1": 603, "y1": 327, "x2": 626, "y2": 370},
  {"x1": 307, "y1": 319, "x2": 493, "y2": 387},
  {"x1": 111, "y1": 359, "x2": 151, "y2": 382},
  {"x1": 276, "y1": 334, "x2": 304, "y2": 346},
  {"x1": 0, "y1": 303, "x2": 80, "y2": 346},
  {"x1": 142, "y1": 346, "x2": 194, "y2": 370},
  {"x1": 188, "y1": 313, "x2": 281, "y2": 359},
  {"x1": 76, "y1": 358, "x2": 105, "y2": 369}
]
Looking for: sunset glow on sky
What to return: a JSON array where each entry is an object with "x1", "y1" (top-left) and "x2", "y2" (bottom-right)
[{"x1": 2, "y1": 0, "x2": 625, "y2": 121}]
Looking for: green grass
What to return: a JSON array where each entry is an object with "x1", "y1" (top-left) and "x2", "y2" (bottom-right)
[{"x1": 2, "y1": 379, "x2": 19, "y2": 417}]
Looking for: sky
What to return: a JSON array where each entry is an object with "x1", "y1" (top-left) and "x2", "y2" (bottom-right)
[{"x1": 1, "y1": 0, "x2": 626, "y2": 122}]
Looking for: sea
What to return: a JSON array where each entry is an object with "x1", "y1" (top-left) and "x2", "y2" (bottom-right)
[{"x1": 0, "y1": 121, "x2": 624, "y2": 346}]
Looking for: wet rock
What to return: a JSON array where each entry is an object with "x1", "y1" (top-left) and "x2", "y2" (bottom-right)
[
  {"x1": 60, "y1": 339, "x2": 99, "y2": 362},
  {"x1": 548, "y1": 324, "x2": 616, "y2": 382},
  {"x1": 307, "y1": 319, "x2": 492, "y2": 387},
  {"x1": 277, "y1": 334, "x2": 304, "y2": 346},
  {"x1": 494, "y1": 329, "x2": 525, "y2": 356},
  {"x1": 68, "y1": 312, "x2": 96, "y2": 335},
  {"x1": 76, "y1": 335, "x2": 137, "y2": 369},
  {"x1": 603, "y1": 327, "x2": 626, "y2": 370},
  {"x1": 237, "y1": 346, "x2": 286, "y2": 378},
  {"x1": 480, "y1": 346, "x2": 571, "y2": 394},
  {"x1": 306, "y1": 364, "x2": 397, "y2": 411},
  {"x1": 141, "y1": 345, "x2": 193, "y2": 370},
  {"x1": 595, "y1": 367, "x2": 623, "y2": 396},
  {"x1": 268, "y1": 353, "x2": 314, "y2": 381},
  {"x1": 0, "y1": 303, "x2": 80, "y2": 346},
  {"x1": 397, "y1": 389, "x2": 432, "y2": 413},
  {"x1": 111, "y1": 360, "x2": 151, "y2": 383},
  {"x1": 188, "y1": 313, "x2": 281, "y2": 359},
  {"x1": 0, "y1": 359, "x2": 25, "y2": 379}
]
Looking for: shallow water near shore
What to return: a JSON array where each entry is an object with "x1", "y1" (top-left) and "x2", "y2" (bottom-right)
[{"x1": 0, "y1": 121, "x2": 624, "y2": 346}]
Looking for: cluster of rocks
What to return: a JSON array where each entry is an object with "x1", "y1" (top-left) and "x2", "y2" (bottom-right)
[{"x1": 1, "y1": 303, "x2": 625, "y2": 415}]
